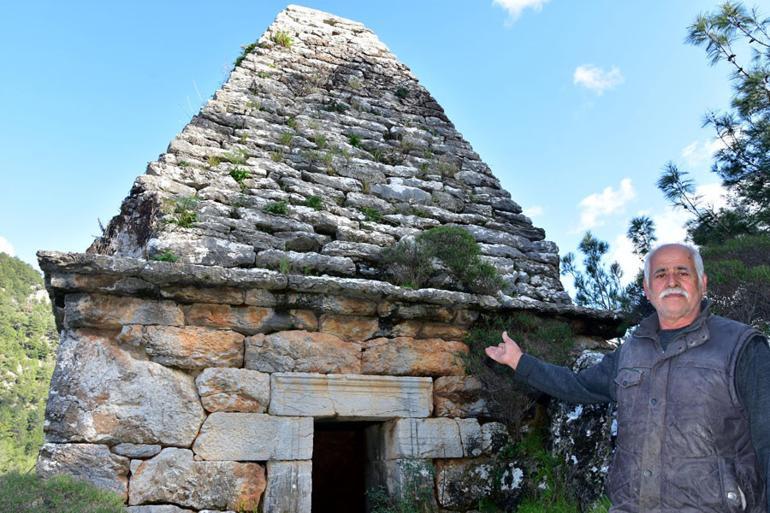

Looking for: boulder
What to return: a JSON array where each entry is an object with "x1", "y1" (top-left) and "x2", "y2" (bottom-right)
[
  {"x1": 195, "y1": 368, "x2": 270, "y2": 413},
  {"x1": 129, "y1": 448, "x2": 265, "y2": 511},
  {"x1": 36, "y1": 443, "x2": 129, "y2": 500},
  {"x1": 44, "y1": 330, "x2": 205, "y2": 446},
  {"x1": 244, "y1": 330, "x2": 361, "y2": 374}
]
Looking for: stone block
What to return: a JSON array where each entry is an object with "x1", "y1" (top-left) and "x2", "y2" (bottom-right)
[
  {"x1": 435, "y1": 458, "x2": 495, "y2": 510},
  {"x1": 433, "y1": 376, "x2": 490, "y2": 417},
  {"x1": 318, "y1": 314, "x2": 379, "y2": 341},
  {"x1": 183, "y1": 304, "x2": 273, "y2": 335},
  {"x1": 129, "y1": 448, "x2": 265, "y2": 510},
  {"x1": 362, "y1": 337, "x2": 467, "y2": 376},
  {"x1": 36, "y1": 443, "x2": 129, "y2": 500},
  {"x1": 192, "y1": 413, "x2": 312, "y2": 461},
  {"x1": 195, "y1": 368, "x2": 270, "y2": 413},
  {"x1": 262, "y1": 460, "x2": 312, "y2": 513},
  {"x1": 481, "y1": 422, "x2": 511, "y2": 455},
  {"x1": 366, "y1": 459, "x2": 437, "y2": 510},
  {"x1": 159, "y1": 286, "x2": 245, "y2": 305},
  {"x1": 376, "y1": 418, "x2": 482, "y2": 459},
  {"x1": 244, "y1": 330, "x2": 361, "y2": 374},
  {"x1": 44, "y1": 330, "x2": 205, "y2": 446},
  {"x1": 112, "y1": 443, "x2": 161, "y2": 458},
  {"x1": 64, "y1": 293, "x2": 183, "y2": 329},
  {"x1": 269, "y1": 373, "x2": 432, "y2": 419},
  {"x1": 126, "y1": 507, "x2": 194, "y2": 513},
  {"x1": 141, "y1": 326, "x2": 244, "y2": 370}
]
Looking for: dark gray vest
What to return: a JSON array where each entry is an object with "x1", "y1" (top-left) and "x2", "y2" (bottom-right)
[{"x1": 608, "y1": 308, "x2": 766, "y2": 513}]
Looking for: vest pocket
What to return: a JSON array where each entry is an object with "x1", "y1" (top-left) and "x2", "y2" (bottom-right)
[{"x1": 718, "y1": 457, "x2": 747, "y2": 512}]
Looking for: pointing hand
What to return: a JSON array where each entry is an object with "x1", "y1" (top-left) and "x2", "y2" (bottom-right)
[{"x1": 484, "y1": 331, "x2": 524, "y2": 370}]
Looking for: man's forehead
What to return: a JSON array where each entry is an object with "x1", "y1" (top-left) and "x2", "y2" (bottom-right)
[{"x1": 650, "y1": 247, "x2": 695, "y2": 270}]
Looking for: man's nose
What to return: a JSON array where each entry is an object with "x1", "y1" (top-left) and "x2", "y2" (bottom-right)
[{"x1": 666, "y1": 272, "x2": 678, "y2": 286}]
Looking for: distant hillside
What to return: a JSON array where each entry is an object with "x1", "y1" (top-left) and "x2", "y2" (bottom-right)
[{"x1": 0, "y1": 253, "x2": 57, "y2": 473}]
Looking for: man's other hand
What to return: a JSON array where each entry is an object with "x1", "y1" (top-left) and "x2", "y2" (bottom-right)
[{"x1": 484, "y1": 331, "x2": 524, "y2": 370}]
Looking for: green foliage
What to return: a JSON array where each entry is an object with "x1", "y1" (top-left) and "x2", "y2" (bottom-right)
[
  {"x1": 701, "y1": 233, "x2": 770, "y2": 332},
  {"x1": 313, "y1": 133, "x2": 328, "y2": 150},
  {"x1": 382, "y1": 226, "x2": 503, "y2": 294},
  {"x1": 395, "y1": 86, "x2": 409, "y2": 99},
  {"x1": 367, "y1": 460, "x2": 436, "y2": 513},
  {"x1": 178, "y1": 160, "x2": 189, "y2": 168},
  {"x1": 245, "y1": 99, "x2": 261, "y2": 111},
  {"x1": 627, "y1": 216, "x2": 657, "y2": 257},
  {"x1": 223, "y1": 148, "x2": 249, "y2": 165},
  {"x1": 303, "y1": 195, "x2": 323, "y2": 210},
  {"x1": 234, "y1": 42, "x2": 257, "y2": 68},
  {"x1": 270, "y1": 150, "x2": 283, "y2": 162},
  {"x1": 0, "y1": 472, "x2": 125, "y2": 513},
  {"x1": 278, "y1": 257, "x2": 291, "y2": 275},
  {"x1": 286, "y1": 117, "x2": 298, "y2": 129},
  {"x1": 0, "y1": 255, "x2": 57, "y2": 473},
  {"x1": 348, "y1": 133, "x2": 362, "y2": 147},
  {"x1": 561, "y1": 232, "x2": 632, "y2": 312},
  {"x1": 361, "y1": 206, "x2": 382, "y2": 222},
  {"x1": 263, "y1": 201, "x2": 288, "y2": 215},
  {"x1": 587, "y1": 496, "x2": 612, "y2": 513},
  {"x1": 229, "y1": 166, "x2": 250, "y2": 185},
  {"x1": 279, "y1": 131, "x2": 294, "y2": 146},
  {"x1": 150, "y1": 249, "x2": 178, "y2": 263},
  {"x1": 271, "y1": 31, "x2": 293, "y2": 48},
  {"x1": 171, "y1": 195, "x2": 199, "y2": 228},
  {"x1": 207, "y1": 155, "x2": 222, "y2": 168}
]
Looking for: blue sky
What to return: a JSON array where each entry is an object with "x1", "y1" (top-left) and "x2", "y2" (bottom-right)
[{"x1": 0, "y1": 1, "x2": 735, "y2": 291}]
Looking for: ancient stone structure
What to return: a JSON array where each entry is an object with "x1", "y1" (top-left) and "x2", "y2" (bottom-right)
[{"x1": 37, "y1": 5, "x2": 618, "y2": 512}]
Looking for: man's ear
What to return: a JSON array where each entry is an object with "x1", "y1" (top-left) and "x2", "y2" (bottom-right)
[
  {"x1": 701, "y1": 273, "x2": 708, "y2": 295},
  {"x1": 643, "y1": 279, "x2": 651, "y2": 300}
]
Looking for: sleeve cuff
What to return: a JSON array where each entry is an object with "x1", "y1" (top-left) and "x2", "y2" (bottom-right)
[{"x1": 515, "y1": 353, "x2": 538, "y2": 381}]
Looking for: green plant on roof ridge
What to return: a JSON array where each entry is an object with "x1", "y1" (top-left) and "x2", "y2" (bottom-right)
[
  {"x1": 234, "y1": 42, "x2": 257, "y2": 68},
  {"x1": 263, "y1": 200, "x2": 288, "y2": 215},
  {"x1": 361, "y1": 206, "x2": 382, "y2": 223},
  {"x1": 271, "y1": 31, "x2": 293, "y2": 48},
  {"x1": 207, "y1": 155, "x2": 222, "y2": 168},
  {"x1": 395, "y1": 86, "x2": 409, "y2": 99},
  {"x1": 223, "y1": 148, "x2": 249, "y2": 165},
  {"x1": 229, "y1": 166, "x2": 250, "y2": 186},
  {"x1": 348, "y1": 133, "x2": 362, "y2": 148}
]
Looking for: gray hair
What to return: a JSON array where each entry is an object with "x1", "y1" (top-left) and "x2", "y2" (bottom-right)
[{"x1": 643, "y1": 243, "x2": 705, "y2": 287}]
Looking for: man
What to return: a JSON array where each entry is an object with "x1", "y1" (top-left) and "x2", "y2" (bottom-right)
[{"x1": 485, "y1": 243, "x2": 769, "y2": 513}]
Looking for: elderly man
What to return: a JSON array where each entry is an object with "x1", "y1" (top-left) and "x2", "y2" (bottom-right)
[{"x1": 485, "y1": 243, "x2": 769, "y2": 513}]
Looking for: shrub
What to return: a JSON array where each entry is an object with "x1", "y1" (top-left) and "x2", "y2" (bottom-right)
[
  {"x1": 0, "y1": 472, "x2": 126, "y2": 513},
  {"x1": 304, "y1": 195, "x2": 323, "y2": 210},
  {"x1": 229, "y1": 167, "x2": 250, "y2": 185},
  {"x1": 348, "y1": 133, "x2": 362, "y2": 147},
  {"x1": 223, "y1": 148, "x2": 248, "y2": 165},
  {"x1": 361, "y1": 206, "x2": 382, "y2": 222},
  {"x1": 279, "y1": 131, "x2": 294, "y2": 146},
  {"x1": 263, "y1": 201, "x2": 288, "y2": 215},
  {"x1": 171, "y1": 195, "x2": 199, "y2": 228},
  {"x1": 234, "y1": 42, "x2": 257, "y2": 68},
  {"x1": 395, "y1": 86, "x2": 409, "y2": 99},
  {"x1": 367, "y1": 460, "x2": 436, "y2": 513}
]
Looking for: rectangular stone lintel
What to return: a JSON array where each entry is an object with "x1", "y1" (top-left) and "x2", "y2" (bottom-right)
[{"x1": 269, "y1": 373, "x2": 433, "y2": 418}]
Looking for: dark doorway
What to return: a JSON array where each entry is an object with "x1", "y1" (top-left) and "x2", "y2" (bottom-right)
[{"x1": 312, "y1": 421, "x2": 374, "y2": 513}]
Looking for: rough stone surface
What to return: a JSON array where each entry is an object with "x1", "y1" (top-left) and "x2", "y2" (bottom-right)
[
  {"x1": 195, "y1": 368, "x2": 270, "y2": 413},
  {"x1": 433, "y1": 376, "x2": 490, "y2": 417},
  {"x1": 435, "y1": 459, "x2": 495, "y2": 510},
  {"x1": 192, "y1": 413, "x2": 313, "y2": 461},
  {"x1": 262, "y1": 460, "x2": 312, "y2": 513},
  {"x1": 123, "y1": 325, "x2": 244, "y2": 370},
  {"x1": 244, "y1": 330, "x2": 361, "y2": 374},
  {"x1": 183, "y1": 304, "x2": 273, "y2": 335},
  {"x1": 112, "y1": 443, "x2": 162, "y2": 459},
  {"x1": 36, "y1": 443, "x2": 130, "y2": 500},
  {"x1": 269, "y1": 373, "x2": 432, "y2": 418},
  {"x1": 362, "y1": 337, "x2": 467, "y2": 376},
  {"x1": 44, "y1": 330, "x2": 205, "y2": 446},
  {"x1": 64, "y1": 293, "x2": 183, "y2": 329},
  {"x1": 84, "y1": 5, "x2": 569, "y2": 304},
  {"x1": 126, "y1": 507, "x2": 194, "y2": 513},
  {"x1": 377, "y1": 418, "x2": 482, "y2": 459},
  {"x1": 318, "y1": 314, "x2": 379, "y2": 341},
  {"x1": 129, "y1": 448, "x2": 266, "y2": 510},
  {"x1": 366, "y1": 459, "x2": 438, "y2": 509}
]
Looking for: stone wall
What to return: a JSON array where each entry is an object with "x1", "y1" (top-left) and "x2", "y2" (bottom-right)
[{"x1": 36, "y1": 251, "x2": 619, "y2": 512}]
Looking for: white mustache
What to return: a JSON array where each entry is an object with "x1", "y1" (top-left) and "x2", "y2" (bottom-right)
[{"x1": 659, "y1": 287, "x2": 690, "y2": 299}]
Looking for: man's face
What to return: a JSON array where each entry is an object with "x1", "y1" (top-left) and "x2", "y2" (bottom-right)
[{"x1": 643, "y1": 245, "x2": 707, "y2": 329}]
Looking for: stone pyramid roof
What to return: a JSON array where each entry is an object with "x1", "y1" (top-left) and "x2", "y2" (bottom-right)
[{"x1": 90, "y1": 4, "x2": 569, "y2": 305}]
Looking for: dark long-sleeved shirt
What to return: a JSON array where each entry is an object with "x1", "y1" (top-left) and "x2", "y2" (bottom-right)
[{"x1": 514, "y1": 333, "x2": 770, "y2": 512}]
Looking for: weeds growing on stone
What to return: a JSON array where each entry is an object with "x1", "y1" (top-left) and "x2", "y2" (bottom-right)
[
  {"x1": 229, "y1": 167, "x2": 250, "y2": 185},
  {"x1": 270, "y1": 151, "x2": 283, "y2": 162},
  {"x1": 223, "y1": 148, "x2": 249, "y2": 165},
  {"x1": 361, "y1": 206, "x2": 382, "y2": 222},
  {"x1": 246, "y1": 99, "x2": 262, "y2": 111},
  {"x1": 278, "y1": 257, "x2": 292, "y2": 274},
  {"x1": 304, "y1": 195, "x2": 323, "y2": 210},
  {"x1": 234, "y1": 42, "x2": 257, "y2": 68},
  {"x1": 171, "y1": 195, "x2": 199, "y2": 228},
  {"x1": 367, "y1": 460, "x2": 436, "y2": 513},
  {"x1": 263, "y1": 201, "x2": 288, "y2": 215},
  {"x1": 279, "y1": 131, "x2": 294, "y2": 146},
  {"x1": 151, "y1": 249, "x2": 178, "y2": 263},
  {"x1": 313, "y1": 133, "x2": 327, "y2": 150},
  {"x1": 286, "y1": 117, "x2": 298, "y2": 129},
  {"x1": 207, "y1": 155, "x2": 222, "y2": 168},
  {"x1": 348, "y1": 133, "x2": 362, "y2": 147},
  {"x1": 271, "y1": 31, "x2": 293, "y2": 48},
  {"x1": 178, "y1": 160, "x2": 190, "y2": 168},
  {"x1": 395, "y1": 86, "x2": 409, "y2": 99}
]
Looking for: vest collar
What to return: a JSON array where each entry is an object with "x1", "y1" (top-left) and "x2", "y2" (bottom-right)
[{"x1": 634, "y1": 299, "x2": 712, "y2": 352}]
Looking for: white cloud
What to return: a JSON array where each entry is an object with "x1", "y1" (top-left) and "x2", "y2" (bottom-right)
[
  {"x1": 493, "y1": 0, "x2": 549, "y2": 23},
  {"x1": 523, "y1": 205, "x2": 543, "y2": 218},
  {"x1": 0, "y1": 236, "x2": 15, "y2": 257},
  {"x1": 681, "y1": 138, "x2": 724, "y2": 168},
  {"x1": 576, "y1": 178, "x2": 636, "y2": 231},
  {"x1": 573, "y1": 65, "x2": 624, "y2": 95},
  {"x1": 610, "y1": 233, "x2": 643, "y2": 286}
]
